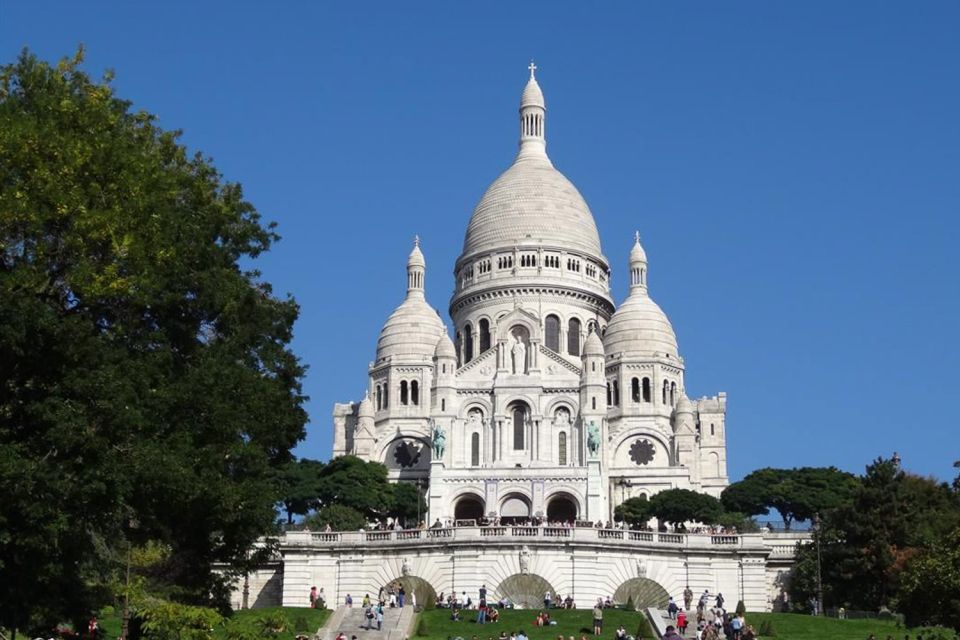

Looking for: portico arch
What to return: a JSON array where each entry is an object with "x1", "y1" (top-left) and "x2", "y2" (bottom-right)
[
  {"x1": 546, "y1": 492, "x2": 579, "y2": 522},
  {"x1": 454, "y1": 494, "x2": 485, "y2": 521},
  {"x1": 613, "y1": 577, "x2": 671, "y2": 609},
  {"x1": 382, "y1": 575, "x2": 438, "y2": 610},
  {"x1": 497, "y1": 573, "x2": 556, "y2": 609},
  {"x1": 499, "y1": 492, "x2": 531, "y2": 524}
]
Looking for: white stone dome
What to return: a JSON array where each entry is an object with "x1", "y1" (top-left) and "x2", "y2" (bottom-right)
[
  {"x1": 462, "y1": 157, "x2": 603, "y2": 258},
  {"x1": 603, "y1": 293, "x2": 679, "y2": 360},
  {"x1": 434, "y1": 331, "x2": 457, "y2": 359},
  {"x1": 375, "y1": 297, "x2": 445, "y2": 363},
  {"x1": 358, "y1": 393, "x2": 374, "y2": 418},
  {"x1": 582, "y1": 329, "x2": 605, "y2": 357}
]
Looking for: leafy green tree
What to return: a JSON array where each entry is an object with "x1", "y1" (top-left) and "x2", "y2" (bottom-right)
[
  {"x1": 614, "y1": 496, "x2": 652, "y2": 527},
  {"x1": 278, "y1": 458, "x2": 325, "y2": 524},
  {"x1": 897, "y1": 527, "x2": 960, "y2": 629},
  {"x1": 389, "y1": 481, "x2": 427, "y2": 526},
  {"x1": 649, "y1": 489, "x2": 723, "y2": 527},
  {"x1": 721, "y1": 467, "x2": 859, "y2": 529},
  {"x1": 305, "y1": 505, "x2": 368, "y2": 532},
  {"x1": 140, "y1": 602, "x2": 223, "y2": 640},
  {"x1": 316, "y1": 456, "x2": 394, "y2": 519},
  {"x1": 0, "y1": 48, "x2": 306, "y2": 632}
]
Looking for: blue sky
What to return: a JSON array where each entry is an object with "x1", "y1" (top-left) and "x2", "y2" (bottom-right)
[{"x1": 3, "y1": 2, "x2": 958, "y2": 483}]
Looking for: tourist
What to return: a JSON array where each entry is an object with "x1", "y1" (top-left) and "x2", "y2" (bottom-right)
[
  {"x1": 517, "y1": 631, "x2": 528, "y2": 640},
  {"x1": 715, "y1": 593, "x2": 724, "y2": 610},
  {"x1": 364, "y1": 604, "x2": 375, "y2": 630},
  {"x1": 677, "y1": 610, "x2": 687, "y2": 635},
  {"x1": 398, "y1": 583, "x2": 406, "y2": 608},
  {"x1": 488, "y1": 608, "x2": 500, "y2": 623},
  {"x1": 545, "y1": 590, "x2": 553, "y2": 609},
  {"x1": 480, "y1": 584, "x2": 487, "y2": 601},
  {"x1": 614, "y1": 625, "x2": 627, "y2": 640},
  {"x1": 667, "y1": 597, "x2": 678, "y2": 619},
  {"x1": 363, "y1": 594, "x2": 371, "y2": 608},
  {"x1": 335, "y1": 633, "x2": 346, "y2": 640},
  {"x1": 729, "y1": 612, "x2": 742, "y2": 640},
  {"x1": 477, "y1": 605, "x2": 487, "y2": 625},
  {"x1": 592, "y1": 599, "x2": 603, "y2": 635},
  {"x1": 683, "y1": 586, "x2": 693, "y2": 611},
  {"x1": 660, "y1": 625, "x2": 681, "y2": 640},
  {"x1": 310, "y1": 586, "x2": 318, "y2": 608},
  {"x1": 376, "y1": 605, "x2": 384, "y2": 631},
  {"x1": 346, "y1": 594, "x2": 353, "y2": 607}
]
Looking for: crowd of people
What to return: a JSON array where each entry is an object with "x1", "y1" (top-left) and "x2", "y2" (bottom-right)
[{"x1": 309, "y1": 517, "x2": 742, "y2": 536}]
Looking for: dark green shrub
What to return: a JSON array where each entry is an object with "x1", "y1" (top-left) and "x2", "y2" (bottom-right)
[
  {"x1": 415, "y1": 616, "x2": 429, "y2": 637},
  {"x1": 625, "y1": 596, "x2": 636, "y2": 612},
  {"x1": 293, "y1": 616, "x2": 310, "y2": 633},
  {"x1": 758, "y1": 620, "x2": 776, "y2": 637},
  {"x1": 735, "y1": 600, "x2": 746, "y2": 616}
]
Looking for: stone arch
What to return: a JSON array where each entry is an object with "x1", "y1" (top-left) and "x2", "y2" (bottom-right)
[
  {"x1": 545, "y1": 491, "x2": 579, "y2": 522},
  {"x1": 382, "y1": 575, "x2": 438, "y2": 610},
  {"x1": 613, "y1": 577, "x2": 671, "y2": 609},
  {"x1": 380, "y1": 435, "x2": 430, "y2": 472},
  {"x1": 543, "y1": 396, "x2": 578, "y2": 418},
  {"x1": 499, "y1": 491, "x2": 531, "y2": 523},
  {"x1": 459, "y1": 399, "x2": 492, "y2": 421},
  {"x1": 454, "y1": 493, "x2": 485, "y2": 521},
  {"x1": 497, "y1": 573, "x2": 557, "y2": 609}
]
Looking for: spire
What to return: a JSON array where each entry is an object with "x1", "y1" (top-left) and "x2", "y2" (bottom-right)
[
  {"x1": 629, "y1": 232, "x2": 648, "y2": 294},
  {"x1": 518, "y1": 61, "x2": 548, "y2": 161},
  {"x1": 407, "y1": 236, "x2": 426, "y2": 298}
]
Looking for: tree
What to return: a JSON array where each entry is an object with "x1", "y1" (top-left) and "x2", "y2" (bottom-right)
[
  {"x1": 278, "y1": 459, "x2": 325, "y2": 524},
  {"x1": 316, "y1": 456, "x2": 394, "y2": 519},
  {"x1": 305, "y1": 505, "x2": 368, "y2": 532},
  {"x1": 649, "y1": 489, "x2": 722, "y2": 527},
  {"x1": 897, "y1": 527, "x2": 960, "y2": 630},
  {"x1": 721, "y1": 467, "x2": 859, "y2": 529},
  {"x1": 0, "y1": 48, "x2": 307, "y2": 632},
  {"x1": 389, "y1": 481, "x2": 427, "y2": 526},
  {"x1": 614, "y1": 496, "x2": 652, "y2": 527}
]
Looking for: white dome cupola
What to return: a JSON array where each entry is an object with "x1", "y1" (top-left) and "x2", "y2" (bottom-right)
[{"x1": 518, "y1": 61, "x2": 547, "y2": 161}]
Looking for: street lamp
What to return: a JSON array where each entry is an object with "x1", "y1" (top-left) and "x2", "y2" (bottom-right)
[{"x1": 813, "y1": 512, "x2": 823, "y2": 616}]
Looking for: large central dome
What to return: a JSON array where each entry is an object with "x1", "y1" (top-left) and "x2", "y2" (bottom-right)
[{"x1": 460, "y1": 69, "x2": 604, "y2": 261}]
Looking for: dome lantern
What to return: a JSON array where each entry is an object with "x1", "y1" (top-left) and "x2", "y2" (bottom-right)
[
  {"x1": 407, "y1": 235, "x2": 426, "y2": 298},
  {"x1": 518, "y1": 61, "x2": 548, "y2": 161},
  {"x1": 630, "y1": 231, "x2": 648, "y2": 293}
]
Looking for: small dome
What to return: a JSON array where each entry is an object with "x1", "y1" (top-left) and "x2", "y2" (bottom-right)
[
  {"x1": 375, "y1": 297, "x2": 445, "y2": 363},
  {"x1": 603, "y1": 293, "x2": 679, "y2": 360},
  {"x1": 407, "y1": 238, "x2": 425, "y2": 268},
  {"x1": 630, "y1": 234, "x2": 647, "y2": 263},
  {"x1": 521, "y1": 77, "x2": 545, "y2": 109},
  {"x1": 675, "y1": 394, "x2": 694, "y2": 414},
  {"x1": 358, "y1": 393, "x2": 374, "y2": 418},
  {"x1": 582, "y1": 329, "x2": 605, "y2": 357},
  {"x1": 434, "y1": 331, "x2": 457, "y2": 359}
]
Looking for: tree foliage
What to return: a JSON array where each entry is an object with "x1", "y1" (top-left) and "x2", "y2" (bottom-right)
[
  {"x1": 0, "y1": 48, "x2": 306, "y2": 631},
  {"x1": 789, "y1": 458, "x2": 960, "y2": 620},
  {"x1": 316, "y1": 455, "x2": 394, "y2": 518},
  {"x1": 389, "y1": 481, "x2": 427, "y2": 525},
  {"x1": 897, "y1": 527, "x2": 960, "y2": 630},
  {"x1": 649, "y1": 489, "x2": 723, "y2": 527},
  {"x1": 614, "y1": 496, "x2": 652, "y2": 527},
  {"x1": 305, "y1": 505, "x2": 368, "y2": 532},
  {"x1": 278, "y1": 458, "x2": 325, "y2": 523},
  {"x1": 721, "y1": 466, "x2": 859, "y2": 529}
]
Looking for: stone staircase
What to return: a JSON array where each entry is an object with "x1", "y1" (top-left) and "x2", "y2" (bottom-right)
[
  {"x1": 647, "y1": 608, "x2": 702, "y2": 639},
  {"x1": 321, "y1": 606, "x2": 415, "y2": 640}
]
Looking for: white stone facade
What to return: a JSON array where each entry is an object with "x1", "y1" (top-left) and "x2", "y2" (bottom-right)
[{"x1": 332, "y1": 67, "x2": 730, "y2": 525}]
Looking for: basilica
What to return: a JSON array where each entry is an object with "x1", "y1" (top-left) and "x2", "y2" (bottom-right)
[{"x1": 332, "y1": 65, "x2": 729, "y2": 526}]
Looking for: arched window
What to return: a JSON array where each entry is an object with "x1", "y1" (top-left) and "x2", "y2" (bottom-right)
[
  {"x1": 376, "y1": 385, "x2": 382, "y2": 410},
  {"x1": 592, "y1": 396, "x2": 597, "y2": 410},
  {"x1": 411, "y1": 380, "x2": 420, "y2": 406},
  {"x1": 545, "y1": 315, "x2": 561, "y2": 352},
  {"x1": 558, "y1": 432, "x2": 567, "y2": 466},
  {"x1": 383, "y1": 386, "x2": 389, "y2": 408},
  {"x1": 464, "y1": 323, "x2": 474, "y2": 363},
  {"x1": 670, "y1": 381, "x2": 676, "y2": 406},
  {"x1": 606, "y1": 383, "x2": 612, "y2": 406},
  {"x1": 400, "y1": 381, "x2": 409, "y2": 406},
  {"x1": 455, "y1": 331, "x2": 462, "y2": 366},
  {"x1": 642, "y1": 377, "x2": 651, "y2": 403},
  {"x1": 631, "y1": 378, "x2": 640, "y2": 403},
  {"x1": 613, "y1": 380, "x2": 620, "y2": 406},
  {"x1": 567, "y1": 318, "x2": 581, "y2": 355},
  {"x1": 471, "y1": 432, "x2": 480, "y2": 466},
  {"x1": 441, "y1": 398, "x2": 446, "y2": 412},
  {"x1": 710, "y1": 423, "x2": 715, "y2": 436},
  {"x1": 662, "y1": 380, "x2": 668, "y2": 405},
  {"x1": 512, "y1": 406, "x2": 525, "y2": 450},
  {"x1": 479, "y1": 318, "x2": 491, "y2": 353}
]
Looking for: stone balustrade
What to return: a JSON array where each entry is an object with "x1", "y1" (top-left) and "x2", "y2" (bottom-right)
[{"x1": 280, "y1": 527, "x2": 804, "y2": 557}]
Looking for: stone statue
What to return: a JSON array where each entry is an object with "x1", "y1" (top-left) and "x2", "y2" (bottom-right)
[
  {"x1": 637, "y1": 560, "x2": 647, "y2": 578},
  {"x1": 401, "y1": 557, "x2": 411, "y2": 576},
  {"x1": 468, "y1": 409, "x2": 483, "y2": 429},
  {"x1": 519, "y1": 546, "x2": 530, "y2": 574},
  {"x1": 555, "y1": 408, "x2": 570, "y2": 427},
  {"x1": 587, "y1": 421, "x2": 601, "y2": 458},
  {"x1": 432, "y1": 422, "x2": 446, "y2": 459},
  {"x1": 511, "y1": 334, "x2": 527, "y2": 374}
]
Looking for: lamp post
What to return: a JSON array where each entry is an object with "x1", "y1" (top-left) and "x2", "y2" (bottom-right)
[{"x1": 813, "y1": 512, "x2": 823, "y2": 616}]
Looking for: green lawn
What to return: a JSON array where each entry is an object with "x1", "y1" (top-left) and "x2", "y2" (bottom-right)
[
  {"x1": 746, "y1": 613, "x2": 903, "y2": 640},
  {"x1": 215, "y1": 607, "x2": 331, "y2": 640},
  {"x1": 413, "y1": 608, "x2": 653, "y2": 640}
]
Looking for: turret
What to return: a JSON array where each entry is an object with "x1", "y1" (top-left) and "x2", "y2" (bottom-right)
[
  {"x1": 673, "y1": 393, "x2": 700, "y2": 486},
  {"x1": 353, "y1": 392, "x2": 376, "y2": 457},
  {"x1": 579, "y1": 328, "x2": 607, "y2": 465},
  {"x1": 432, "y1": 330, "x2": 457, "y2": 417}
]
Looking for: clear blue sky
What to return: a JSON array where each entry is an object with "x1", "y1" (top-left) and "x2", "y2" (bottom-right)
[{"x1": 3, "y1": 2, "x2": 958, "y2": 483}]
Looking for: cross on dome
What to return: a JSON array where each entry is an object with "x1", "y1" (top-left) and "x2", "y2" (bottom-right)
[
  {"x1": 528, "y1": 60, "x2": 537, "y2": 79},
  {"x1": 414, "y1": 234, "x2": 420, "y2": 247},
  {"x1": 634, "y1": 230, "x2": 641, "y2": 244}
]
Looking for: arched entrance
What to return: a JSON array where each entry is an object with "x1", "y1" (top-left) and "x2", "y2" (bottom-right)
[
  {"x1": 500, "y1": 493, "x2": 531, "y2": 524},
  {"x1": 613, "y1": 577, "x2": 671, "y2": 609},
  {"x1": 382, "y1": 575, "x2": 438, "y2": 610},
  {"x1": 497, "y1": 573, "x2": 556, "y2": 609},
  {"x1": 546, "y1": 493, "x2": 579, "y2": 522},
  {"x1": 454, "y1": 494, "x2": 485, "y2": 521}
]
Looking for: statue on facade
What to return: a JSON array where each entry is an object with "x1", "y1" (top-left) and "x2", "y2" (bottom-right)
[
  {"x1": 519, "y1": 546, "x2": 530, "y2": 574},
  {"x1": 401, "y1": 557, "x2": 411, "y2": 576},
  {"x1": 511, "y1": 334, "x2": 527, "y2": 374},
  {"x1": 587, "y1": 421, "x2": 601, "y2": 458},
  {"x1": 431, "y1": 422, "x2": 446, "y2": 459},
  {"x1": 637, "y1": 560, "x2": 647, "y2": 578},
  {"x1": 555, "y1": 408, "x2": 570, "y2": 427}
]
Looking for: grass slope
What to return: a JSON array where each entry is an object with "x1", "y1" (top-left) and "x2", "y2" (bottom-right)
[
  {"x1": 215, "y1": 607, "x2": 331, "y2": 640},
  {"x1": 747, "y1": 613, "x2": 902, "y2": 640},
  {"x1": 414, "y1": 609, "x2": 654, "y2": 640}
]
